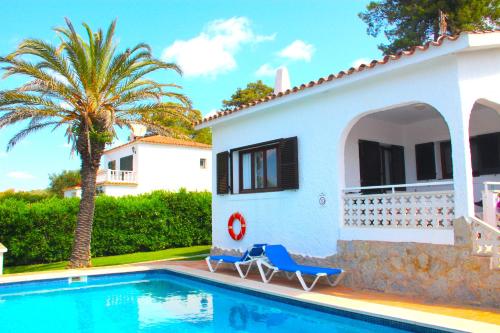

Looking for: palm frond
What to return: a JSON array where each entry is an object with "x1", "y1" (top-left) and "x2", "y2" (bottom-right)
[
  {"x1": 0, "y1": 18, "x2": 189, "y2": 154},
  {"x1": 7, "y1": 121, "x2": 60, "y2": 151}
]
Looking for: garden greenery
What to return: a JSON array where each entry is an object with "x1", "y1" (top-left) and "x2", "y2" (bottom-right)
[{"x1": 0, "y1": 190, "x2": 211, "y2": 266}]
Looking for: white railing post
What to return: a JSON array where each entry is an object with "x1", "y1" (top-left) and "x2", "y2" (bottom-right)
[
  {"x1": 97, "y1": 169, "x2": 136, "y2": 183},
  {"x1": 0, "y1": 243, "x2": 7, "y2": 275}
]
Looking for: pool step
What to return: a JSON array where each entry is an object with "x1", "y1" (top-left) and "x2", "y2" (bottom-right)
[{"x1": 68, "y1": 276, "x2": 88, "y2": 284}]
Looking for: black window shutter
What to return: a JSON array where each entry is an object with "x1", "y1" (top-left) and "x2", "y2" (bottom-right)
[
  {"x1": 415, "y1": 142, "x2": 436, "y2": 180},
  {"x1": 359, "y1": 140, "x2": 382, "y2": 192},
  {"x1": 279, "y1": 137, "x2": 299, "y2": 189},
  {"x1": 440, "y1": 141, "x2": 453, "y2": 179},
  {"x1": 390, "y1": 145, "x2": 406, "y2": 188},
  {"x1": 476, "y1": 132, "x2": 500, "y2": 175},
  {"x1": 216, "y1": 151, "x2": 229, "y2": 194},
  {"x1": 119, "y1": 155, "x2": 133, "y2": 171}
]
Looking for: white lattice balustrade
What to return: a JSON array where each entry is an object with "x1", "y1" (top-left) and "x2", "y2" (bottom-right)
[
  {"x1": 471, "y1": 217, "x2": 500, "y2": 270},
  {"x1": 343, "y1": 191, "x2": 455, "y2": 229}
]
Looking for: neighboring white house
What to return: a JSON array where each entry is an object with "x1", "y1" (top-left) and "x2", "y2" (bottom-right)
[
  {"x1": 64, "y1": 135, "x2": 212, "y2": 197},
  {"x1": 196, "y1": 32, "x2": 500, "y2": 305}
]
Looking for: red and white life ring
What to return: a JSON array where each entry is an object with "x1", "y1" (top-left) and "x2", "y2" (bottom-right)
[{"x1": 228, "y1": 212, "x2": 246, "y2": 241}]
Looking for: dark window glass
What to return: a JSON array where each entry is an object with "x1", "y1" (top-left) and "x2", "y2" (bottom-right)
[
  {"x1": 440, "y1": 141, "x2": 453, "y2": 179},
  {"x1": 242, "y1": 152, "x2": 252, "y2": 190},
  {"x1": 266, "y1": 148, "x2": 278, "y2": 187},
  {"x1": 415, "y1": 142, "x2": 436, "y2": 180},
  {"x1": 358, "y1": 141, "x2": 405, "y2": 193},
  {"x1": 239, "y1": 145, "x2": 279, "y2": 192},
  {"x1": 200, "y1": 158, "x2": 207, "y2": 169},
  {"x1": 120, "y1": 155, "x2": 133, "y2": 171},
  {"x1": 108, "y1": 160, "x2": 116, "y2": 170},
  {"x1": 472, "y1": 132, "x2": 500, "y2": 175}
]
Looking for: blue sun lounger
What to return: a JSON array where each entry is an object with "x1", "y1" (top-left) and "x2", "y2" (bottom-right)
[
  {"x1": 205, "y1": 244, "x2": 266, "y2": 279},
  {"x1": 256, "y1": 245, "x2": 345, "y2": 291}
]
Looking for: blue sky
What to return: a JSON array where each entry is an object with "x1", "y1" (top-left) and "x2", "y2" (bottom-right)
[{"x1": 0, "y1": 0, "x2": 385, "y2": 191}]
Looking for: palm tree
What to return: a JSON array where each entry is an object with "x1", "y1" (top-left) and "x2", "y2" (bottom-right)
[{"x1": 0, "y1": 19, "x2": 191, "y2": 268}]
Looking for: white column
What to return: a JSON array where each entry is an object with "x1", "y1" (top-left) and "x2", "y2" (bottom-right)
[
  {"x1": 0, "y1": 243, "x2": 7, "y2": 275},
  {"x1": 449, "y1": 106, "x2": 475, "y2": 217}
]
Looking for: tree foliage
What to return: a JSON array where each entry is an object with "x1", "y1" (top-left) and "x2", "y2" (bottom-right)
[
  {"x1": 360, "y1": 0, "x2": 500, "y2": 55},
  {"x1": 48, "y1": 169, "x2": 81, "y2": 197},
  {"x1": 222, "y1": 80, "x2": 273, "y2": 111},
  {"x1": 141, "y1": 103, "x2": 211, "y2": 144}
]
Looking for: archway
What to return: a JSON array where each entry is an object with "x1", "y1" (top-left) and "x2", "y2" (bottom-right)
[
  {"x1": 468, "y1": 100, "x2": 500, "y2": 223},
  {"x1": 340, "y1": 102, "x2": 455, "y2": 232}
]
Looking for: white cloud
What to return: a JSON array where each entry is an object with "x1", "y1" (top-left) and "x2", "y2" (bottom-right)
[
  {"x1": 351, "y1": 58, "x2": 370, "y2": 68},
  {"x1": 278, "y1": 40, "x2": 315, "y2": 62},
  {"x1": 255, "y1": 63, "x2": 279, "y2": 77},
  {"x1": 61, "y1": 142, "x2": 72, "y2": 148},
  {"x1": 0, "y1": 152, "x2": 7, "y2": 158},
  {"x1": 162, "y1": 17, "x2": 275, "y2": 77},
  {"x1": 7, "y1": 171, "x2": 35, "y2": 180}
]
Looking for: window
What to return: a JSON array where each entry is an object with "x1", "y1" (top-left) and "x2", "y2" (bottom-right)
[
  {"x1": 415, "y1": 142, "x2": 436, "y2": 180},
  {"x1": 215, "y1": 137, "x2": 298, "y2": 195},
  {"x1": 200, "y1": 158, "x2": 207, "y2": 169},
  {"x1": 239, "y1": 145, "x2": 278, "y2": 192},
  {"x1": 120, "y1": 155, "x2": 133, "y2": 171},
  {"x1": 471, "y1": 132, "x2": 500, "y2": 176},
  {"x1": 440, "y1": 141, "x2": 453, "y2": 179},
  {"x1": 358, "y1": 140, "x2": 406, "y2": 193},
  {"x1": 107, "y1": 160, "x2": 116, "y2": 170}
]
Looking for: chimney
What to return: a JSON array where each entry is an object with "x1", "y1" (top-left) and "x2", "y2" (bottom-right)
[
  {"x1": 129, "y1": 123, "x2": 147, "y2": 141},
  {"x1": 274, "y1": 66, "x2": 291, "y2": 95}
]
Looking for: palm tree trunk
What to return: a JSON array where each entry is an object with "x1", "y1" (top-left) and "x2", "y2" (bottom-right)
[
  {"x1": 69, "y1": 131, "x2": 104, "y2": 268},
  {"x1": 69, "y1": 162, "x2": 98, "y2": 268}
]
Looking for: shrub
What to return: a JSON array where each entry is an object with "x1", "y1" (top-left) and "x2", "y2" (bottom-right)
[
  {"x1": 0, "y1": 190, "x2": 211, "y2": 266},
  {"x1": 0, "y1": 189, "x2": 55, "y2": 203}
]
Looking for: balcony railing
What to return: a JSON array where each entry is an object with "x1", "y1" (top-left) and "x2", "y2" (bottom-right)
[
  {"x1": 96, "y1": 169, "x2": 137, "y2": 183},
  {"x1": 343, "y1": 181, "x2": 455, "y2": 229}
]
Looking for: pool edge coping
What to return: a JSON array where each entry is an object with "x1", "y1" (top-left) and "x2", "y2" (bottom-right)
[{"x1": 0, "y1": 263, "x2": 498, "y2": 333}]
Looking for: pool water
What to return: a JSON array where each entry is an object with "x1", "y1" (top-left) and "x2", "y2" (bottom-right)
[{"x1": 0, "y1": 270, "x2": 442, "y2": 333}]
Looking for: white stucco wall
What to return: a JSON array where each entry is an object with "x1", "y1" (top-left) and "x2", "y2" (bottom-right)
[
  {"x1": 207, "y1": 36, "x2": 500, "y2": 257},
  {"x1": 63, "y1": 188, "x2": 81, "y2": 198},
  {"x1": 100, "y1": 143, "x2": 212, "y2": 196},
  {"x1": 135, "y1": 143, "x2": 211, "y2": 193}
]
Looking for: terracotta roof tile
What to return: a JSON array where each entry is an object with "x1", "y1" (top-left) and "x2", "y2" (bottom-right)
[
  {"x1": 104, "y1": 135, "x2": 211, "y2": 154},
  {"x1": 196, "y1": 30, "x2": 499, "y2": 126},
  {"x1": 138, "y1": 135, "x2": 211, "y2": 148}
]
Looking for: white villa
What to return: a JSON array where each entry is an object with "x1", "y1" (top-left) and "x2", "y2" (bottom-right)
[
  {"x1": 197, "y1": 31, "x2": 500, "y2": 306},
  {"x1": 64, "y1": 133, "x2": 212, "y2": 197}
]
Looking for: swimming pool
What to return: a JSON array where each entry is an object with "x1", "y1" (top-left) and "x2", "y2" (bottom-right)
[{"x1": 0, "y1": 270, "x2": 449, "y2": 333}]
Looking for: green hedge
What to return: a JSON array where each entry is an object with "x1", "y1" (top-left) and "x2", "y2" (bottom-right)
[
  {"x1": 0, "y1": 190, "x2": 211, "y2": 266},
  {"x1": 0, "y1": 189, "x2": 55, "y2": 203}
]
